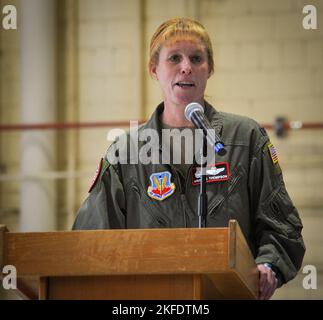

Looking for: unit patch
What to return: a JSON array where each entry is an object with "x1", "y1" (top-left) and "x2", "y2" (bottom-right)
[
  {"x1": 88, "y1": 158, "x2": 110, "y2": 193},
  {"x1": 147, "y1": 171, "x2": 176, "y2": 201},
  {"x1": 88, "y1": 158, "x2": 103, "y2": 193}
]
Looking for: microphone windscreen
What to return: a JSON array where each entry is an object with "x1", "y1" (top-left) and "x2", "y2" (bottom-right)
[{"x1": 184, "y1": 102, "x2": 204, "y2": 121}]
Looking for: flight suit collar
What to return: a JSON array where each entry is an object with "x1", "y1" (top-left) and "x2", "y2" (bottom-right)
[
  {"x1": 204, "y1": 100, "x2": 223, "y2": 139},
  {"x1": 143, "y1": 101, "x2": 223, "y2": 151}
]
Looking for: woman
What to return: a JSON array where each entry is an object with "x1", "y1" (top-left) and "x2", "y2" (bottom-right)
[{"x1": 73, "y1": 18, "x2": 305, "y2": 300}]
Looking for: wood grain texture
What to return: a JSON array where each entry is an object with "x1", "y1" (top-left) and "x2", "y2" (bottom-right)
[
  {"x1": 39, "y1": 277, "x2": 48, "y2": 300},
  {"x1": 193, "y1": 274, "x2": 201, "y2": 300},
  {"x1": 228, "y1": 220, "x2": 237, "y2": 268},
  {"x1": 4, "y1": 228, "x2": 229, "y2": 276},
  {"x1": 3, "y1": 223, "x2": 258, "y2": 299},
  {"x1": 46, "y1": 273, "x2": 256, "y2": 300},
  {"x1": 228, "y1": 220, "x2": 259, "y2": 298},
  {"x1": 47, "y1": 275, "x2": 198, "y2": 300}
]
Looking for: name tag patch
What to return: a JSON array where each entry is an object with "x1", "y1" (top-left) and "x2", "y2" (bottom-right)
[{"x1": 192, "y1": 162, "x2": 230, "y2": 186}]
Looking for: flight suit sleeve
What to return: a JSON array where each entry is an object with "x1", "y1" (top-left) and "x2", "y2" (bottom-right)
[
  {"x1": 249, "y1": 130, "x2": 306, "y2": 287},
  {"x1": 72, "y1": 158, "x2": 126, "y2": 230}
]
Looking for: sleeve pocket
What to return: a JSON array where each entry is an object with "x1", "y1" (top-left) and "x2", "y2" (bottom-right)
[{"x1": 262, "y1": 185, "x2": 303, "y2": 238}]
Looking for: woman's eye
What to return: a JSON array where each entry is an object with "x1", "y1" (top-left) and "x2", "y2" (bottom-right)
[
  {"x1": 168, "y1": 55, "x2": 181, "y2": 63},
  {"x1": 191, "y1": 55, "x2": 202, "y2": 63}
]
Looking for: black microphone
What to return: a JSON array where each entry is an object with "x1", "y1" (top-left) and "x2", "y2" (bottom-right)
[{"x1": 184, "y1": 102, "x2": 226, "y2": 156}]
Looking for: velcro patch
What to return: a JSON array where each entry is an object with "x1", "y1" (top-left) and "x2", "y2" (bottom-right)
[
  {"x1": 192, "y1": 162, "x2": 230, "y2": 186},
  {"x1": 89, "y1": 158, "x2": 110, "y2": 192},
  {"x1": 88, "y1": 158, "x2": 103, "y2": 193},
  {"x1": 268, "y1": 142, "x2": 279, "y2": 164}
]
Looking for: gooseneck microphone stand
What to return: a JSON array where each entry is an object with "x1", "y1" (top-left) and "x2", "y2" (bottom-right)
[
  {"x1": 184, "y1": 102, "x2": 226, "y2": 228},
  {"x1": 198, "y1": 135, "x2": 208, "y2": 228},
  {"x1": 197, "y1": 134, "x2": 226, "y2": 228}
]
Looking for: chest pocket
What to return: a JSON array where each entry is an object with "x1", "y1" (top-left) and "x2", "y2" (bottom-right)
[
  {"x1": 125, "y1": 180, "x2": 171, "y2": 227},
  {"x1": 208, "y1": 164, "x2": 245, "y2": 218}
]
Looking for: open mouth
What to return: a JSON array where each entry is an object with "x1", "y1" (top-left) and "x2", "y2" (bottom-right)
[{"x1": 174, "y1": 82, "x2": 195, "y2": 88}]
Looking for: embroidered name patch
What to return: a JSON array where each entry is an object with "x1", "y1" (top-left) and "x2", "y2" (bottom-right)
[
  {"x1": 192, "y1": 162, "x2": 230, "y2": 186},
  {"x1": 268, "y1": 142, "x2": 279, "y2": 164},
  {"x1": 147, "y1": 171, "x2": 176, "y2": 201}
]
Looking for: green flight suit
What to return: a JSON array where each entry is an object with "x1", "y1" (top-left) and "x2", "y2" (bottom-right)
[{"x1": 73, "y1": 101, "x2": 305, "y2": 287}]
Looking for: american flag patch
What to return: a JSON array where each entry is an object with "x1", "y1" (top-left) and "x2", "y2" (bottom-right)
[{"x1": 268, "y1": 142, "x2": 278, "y2": 164}]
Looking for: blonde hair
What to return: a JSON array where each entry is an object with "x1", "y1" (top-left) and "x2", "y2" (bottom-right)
[{"x1": 149, "y1": 18, "x2": 214, "y2": 74}]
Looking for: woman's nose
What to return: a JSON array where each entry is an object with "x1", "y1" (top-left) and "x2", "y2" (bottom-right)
[{"x1": 180, "y1": 59, "x2": 192, "y2": 75}]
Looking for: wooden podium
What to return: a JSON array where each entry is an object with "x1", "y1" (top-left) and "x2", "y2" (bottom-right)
[{"x1": 0, "y1": 220, "x2": 259, "y2": 300}]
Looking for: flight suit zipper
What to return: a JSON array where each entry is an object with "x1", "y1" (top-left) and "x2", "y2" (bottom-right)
[
  {"x1": 208, "y1": 194, "x2": 225, "y2": 216},
  {"x1": 228, "y1": 166, "x2": 242, "y2": 194},
  {"x1": 171, "y1": 166, "x2": 194, "y2": 228},
  {"x1": 208, "y1": 165, "x2": 242, "y2": 218}
]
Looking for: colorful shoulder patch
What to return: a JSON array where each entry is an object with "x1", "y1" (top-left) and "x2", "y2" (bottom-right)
[
  {"x1": 268, "y1": 142, "x2": 279, "y2": 164},
  {"x1": 147, "y1": 171, "x2": 176, "y2": 201},
  {"x1": 88, "y1": 158, "x2": 109, "y2": 193}
]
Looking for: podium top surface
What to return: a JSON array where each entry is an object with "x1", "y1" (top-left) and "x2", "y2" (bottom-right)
[
  {"x1": 0, "y1": 221, "x2": 259, "y2": 299},
  {"x1": 3, "y1": 227, "x2": 231, "y2": 276}
]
